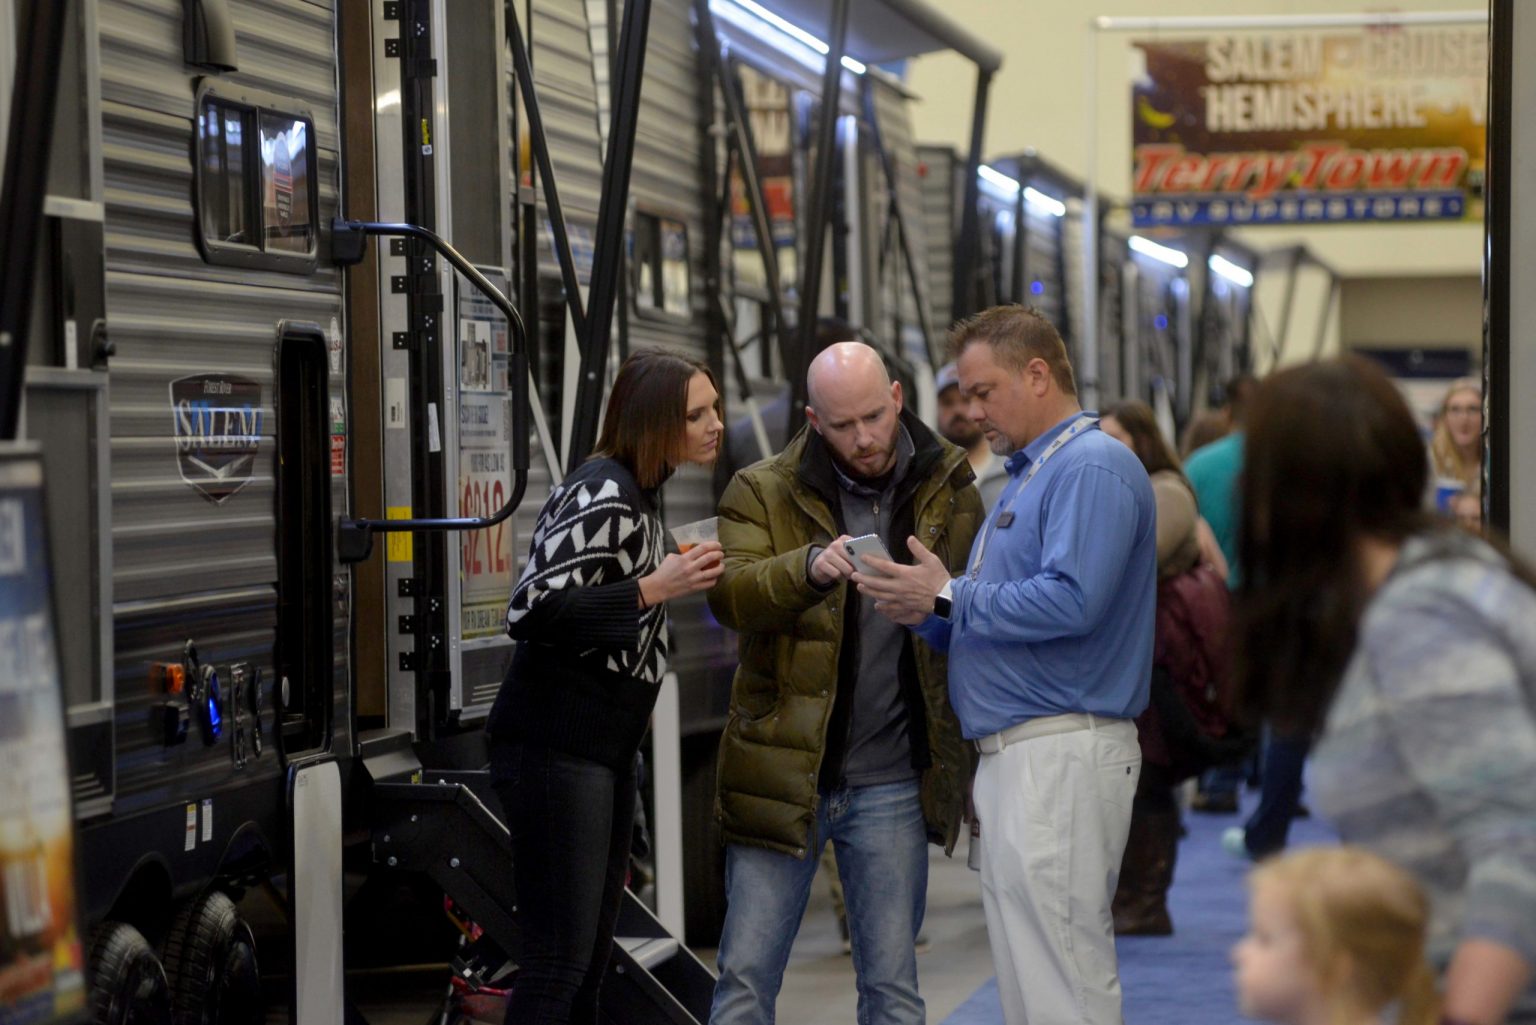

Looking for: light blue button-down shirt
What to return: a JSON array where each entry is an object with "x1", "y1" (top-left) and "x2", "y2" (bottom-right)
[{"x1": 916, "y1": 413, "x2": 1158, "y2": 739}]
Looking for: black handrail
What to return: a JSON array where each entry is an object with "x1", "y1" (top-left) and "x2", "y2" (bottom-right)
[{"x1": 330, "y1": 219, "x2": 530, "y2": 561}]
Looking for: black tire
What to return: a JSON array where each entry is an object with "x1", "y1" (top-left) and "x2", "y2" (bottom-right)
[
  {"x1": 87, "y1": 921, "x2": 173, "y2": 1025},
  {"x1": 162, "y1": 891, "x2": 263, "y2": 1025}
]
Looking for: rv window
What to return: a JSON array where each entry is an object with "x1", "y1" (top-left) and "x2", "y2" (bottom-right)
[
  {"x1": 258, "y1": 114, "x2": 314, "y2": 254},
  {"x1": 632, "y1": 211, "x2": 692, "y2": 323},
  {"x1": 194, "y1": 85, "x2": 318, "y2": 271},
  {"x1": 199, "y1": 99, "x2": 254, "y2": 247}
]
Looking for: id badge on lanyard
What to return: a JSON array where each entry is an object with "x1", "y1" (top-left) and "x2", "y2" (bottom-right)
[{"x1": 967, "y1": 414, "x2": 1098, "y2": 580}]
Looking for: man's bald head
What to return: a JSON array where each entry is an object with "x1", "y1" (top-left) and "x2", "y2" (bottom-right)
[
  {"x1": 804, "y1": 341, "x2": 904, "y2": 479},
  {"x1": 806, "y1": 342, "x2": 891, "y2": 412}
]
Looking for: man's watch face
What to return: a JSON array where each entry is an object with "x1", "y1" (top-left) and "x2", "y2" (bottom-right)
[{"x1": 933, "y1": 593, "x2": 953, "y2": 619}]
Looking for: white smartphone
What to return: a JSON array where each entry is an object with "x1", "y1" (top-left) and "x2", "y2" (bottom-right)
[{"x1": 844, "y1": 533, "x2": 893, "y2": 576}]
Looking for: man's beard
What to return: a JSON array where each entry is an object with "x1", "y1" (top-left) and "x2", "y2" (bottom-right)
[
  {"x1": 940, "y1": 417, "x2": 982, "y2": 448},
  {"x1": 835, "y1": 440, "x2": 897, "y2": 481},
  {"x1": 985, "y1": 426, "x2": 1014, "y2": 455}
]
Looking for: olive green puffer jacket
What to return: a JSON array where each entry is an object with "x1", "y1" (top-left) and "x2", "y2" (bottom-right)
[{"x1": 708, "y1": 412, "x2": 984, "y2": 858}]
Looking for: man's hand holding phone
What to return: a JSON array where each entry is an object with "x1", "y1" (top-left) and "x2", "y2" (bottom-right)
[
  {"x1": 855, "y1": 535, "x2": 952, "y2": 626},
  {"x1": 809, "y1": 535, "x2": 858, "y2": 587}
]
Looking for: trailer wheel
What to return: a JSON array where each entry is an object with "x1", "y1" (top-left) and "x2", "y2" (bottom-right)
[
  {"x1": 162, "y1": 891, "x2": 262, "y2": 1025},
  {"x1": 87, "y1": 921, "x2": 173, "y2": 1025}
]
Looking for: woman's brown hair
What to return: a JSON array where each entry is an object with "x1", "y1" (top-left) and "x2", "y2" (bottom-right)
[
  {"x1": 1235, "y1": 356, "x2": 1431, "y2": 736},
  {"x1": 591, "y1": 348, "x2": 719, "y2": 489},
  {"x1": 1101, "y1": 400, "x2": 1185, "y2": 480}
]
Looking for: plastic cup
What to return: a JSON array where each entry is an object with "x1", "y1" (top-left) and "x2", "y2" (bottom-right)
[
  {"x1": 671, "y1": 517, "x2": 718, "y2": 554},
  {"x1": 1433, "y1": 478, "x2": 1465, "y2": 514}
]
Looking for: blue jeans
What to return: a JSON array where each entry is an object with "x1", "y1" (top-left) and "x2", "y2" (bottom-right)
[
  {"x1": 1243, "y1": 732, "x2": 1311, "y2": 858},
  {"x1": 709, "y1": 779, "x2": 928, "y2": 1025}
]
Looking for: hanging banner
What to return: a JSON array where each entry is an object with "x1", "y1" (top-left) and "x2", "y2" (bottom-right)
[{"x1": 1131, "y1": 28, "x2": 1487, "y2": 227}]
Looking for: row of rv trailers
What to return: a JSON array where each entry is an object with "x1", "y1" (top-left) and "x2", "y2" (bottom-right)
[{"x1": 1, "y1": 0, "x2": 1256, "y2": 1020}]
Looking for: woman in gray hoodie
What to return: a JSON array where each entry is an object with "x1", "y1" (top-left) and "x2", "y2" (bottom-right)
[{"x1": 1234, "y1": 356, "x2": 1535, "y2": 1025}]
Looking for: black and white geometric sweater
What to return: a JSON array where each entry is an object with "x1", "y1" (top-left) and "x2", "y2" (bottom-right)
[{"x1": 505, "y1": 457, "x2": 669, "y2": 684}]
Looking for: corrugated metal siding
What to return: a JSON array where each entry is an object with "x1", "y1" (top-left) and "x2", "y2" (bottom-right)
[
  {"x1": 98, "y1": 0, "x2": 347, "y2": 815},
  {"x1": 1023, "y1": 206, "x2": 1065, "y2": 335},
  {"x1": 632, "y1": 0, "x2": 733, "y2": 722},
  {"x1": 1060, "y1": 206, "x2": 1088, "y2": 375},
  {"x1": 870, "y1": 77, "x2": 931, "y2": 368},
  {"x1": 530, "y1": 0, "x2": 604, "y2": 289},
  {"x1": 917, "y1": 145, "x2": 958, "y2": 335},
  {"x1": 628, "y1": 0, "x2": 707, "y2": 364}
]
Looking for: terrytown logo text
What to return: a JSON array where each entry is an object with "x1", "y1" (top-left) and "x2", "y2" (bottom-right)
[
  {"x1": 1133, "y1": 142, "x2": 1469, "y2": 201},
  {"x1": 169, "y1": 374, "x2": 263, "y2": 504}
]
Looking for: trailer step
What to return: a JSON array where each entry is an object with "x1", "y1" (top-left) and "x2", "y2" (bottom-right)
[
  {"x1": 618, "y1": 935, "x2": 680, "y2": 971},
  {"x1": 367, "y1": 763, "x2": 716, "y2": 1024}
]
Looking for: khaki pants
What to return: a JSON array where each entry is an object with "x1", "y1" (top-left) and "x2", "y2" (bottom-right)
[{"x1": 974, "y1": 716, "x2": 1141, "y2": 1025}]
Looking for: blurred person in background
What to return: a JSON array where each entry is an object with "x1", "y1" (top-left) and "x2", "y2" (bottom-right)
[
  {"x1": 1232, "y1": 847, "x2": 1440, "y2": 1025},
  {"x1": 1187, "y1": 374, "x2": 1257, "y2": 816},
  {"x1": 1236, "y1": 356, "x2": 1536, "y2": 1025},
  {"x1": 935, "y1": 360, "x2": 1010, "y2": 509},
  {"x1": 1101, "y1": 402, "x2": 1243, "y2": 935},
  {"x1": 1428, "y1": 378, "x2": 1483, "y2": 522},
  {"x1": 1180, "y1": 408, "x2": 1230, "y2": 460}
]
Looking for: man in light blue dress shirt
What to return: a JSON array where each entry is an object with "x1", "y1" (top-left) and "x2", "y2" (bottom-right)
[{"x1": 856, "y1": 305, "x2": 1157, "y2": 1025}]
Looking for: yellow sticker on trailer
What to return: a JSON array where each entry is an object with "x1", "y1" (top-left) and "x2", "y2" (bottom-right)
[{"x1": 387, "y1": 507, "x2": 413, "y2": 563}]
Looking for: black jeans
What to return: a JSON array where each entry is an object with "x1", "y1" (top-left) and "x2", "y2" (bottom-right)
[{"x1": 491, "y1": 743, "x2": 636, "y2": 1025}]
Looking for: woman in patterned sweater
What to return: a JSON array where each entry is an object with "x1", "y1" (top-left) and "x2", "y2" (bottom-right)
[
  {"x1": 485, "y1": 349, "x2": 724, "y2": 1024},
  {"x1": 1235, "y1": 356, "x2": 1536, "y2": 1025}
]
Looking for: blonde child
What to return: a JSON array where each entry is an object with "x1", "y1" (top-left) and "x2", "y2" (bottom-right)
[{"x1": 1232, "y1": 846, "x2": 1439, "y2": 1025}]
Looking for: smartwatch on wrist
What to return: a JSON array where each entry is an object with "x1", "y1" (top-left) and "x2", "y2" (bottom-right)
[{"x1": 933, "y1": 579, "x2": 954, "y2": 620}]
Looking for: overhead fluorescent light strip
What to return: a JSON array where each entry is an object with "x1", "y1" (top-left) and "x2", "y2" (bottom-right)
[
  {"x1": 978, "y1": 166, "x2": 1066, "y2": 218},
  {"x1": 978, "y1": 164, "x2": 1020, "y2": 196},
  {"x1": 1128, "y1": 235, "x2": 1189, "y2": 269},
  {"x1": 1208, "y1": 253, "x2": 1254, "y2": 288},
  {"x1": 1023, "y1": 186, "x2": 1066, "y2": 218},
  {"x1": 727, "y1": 0, "x2": 866, "y2": 74}
]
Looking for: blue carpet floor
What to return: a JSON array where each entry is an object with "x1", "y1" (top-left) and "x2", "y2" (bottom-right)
[{"x1": 940, "y1": 791, "x2": 1337, "y2": 1025}]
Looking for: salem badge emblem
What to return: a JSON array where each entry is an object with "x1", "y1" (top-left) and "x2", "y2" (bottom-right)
[{"x1": 169, "y1": 374, "x2": 263, "y2": 503}]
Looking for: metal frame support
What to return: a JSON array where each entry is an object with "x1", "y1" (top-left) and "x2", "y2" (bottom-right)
[
  {"x1": 505, "y1": 0, "x2": 589, "y2": 338},
  {"x1": 0, "y1": 0, "x2": 71, "y2": 441},
  {"x1": 1271, "y1": 246, "x2": 1305, "y2": 366},
  {"x1": 789, "y1": 0, "x2": 851, "y2": 425},
  {"x1": 565, "y1": 0, "x2": 654, "y2": 472},
  {"x1": 692, "y1": 0, "x2": 795, "y2": 377},
  {"x1": 950, "y1": 66, "x2": 992, "y2": 326},
  {"x1": 692, "y1": 2, "x2": 775, "y2": 466},
  {"x1": 1309, "y1": 276, "x2": 1341, "y2": 361},
  {"x1": 1487, "y1": 0, "x2": 1513, "y2": 536},
  {"x1": 860, "y1": 78, "x2": 942, "y2": 371}
]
